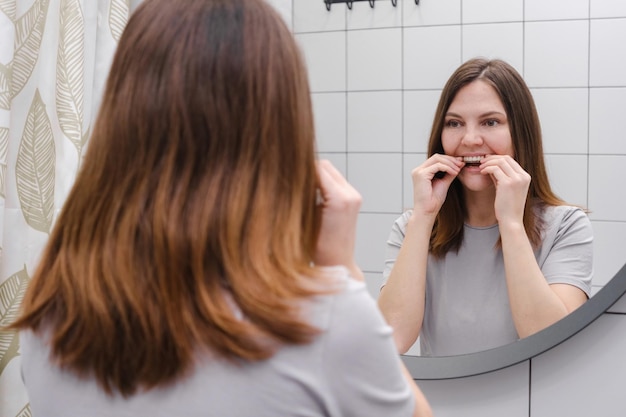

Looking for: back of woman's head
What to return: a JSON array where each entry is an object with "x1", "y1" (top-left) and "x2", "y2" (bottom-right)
[
  {"x1": 13, "y1": 0, "x2": 322, "y2": 396},
  {"x1": 426, "y1": 58, "x2": 564, "y2": 257},
  {"x1": 96, "y1": 0, "x2": 318, "y2": 233}
]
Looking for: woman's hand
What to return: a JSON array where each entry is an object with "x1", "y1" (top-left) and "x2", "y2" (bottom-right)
[
  {"x1": 411, "y1": 154, "x2": 463, "y2": 218},
  {"x1": 479, "y1": 155, "x2": 531, "y2": 226},
  {"x1": 314, "y1": 160, "x2": 363, "y2": 279}
]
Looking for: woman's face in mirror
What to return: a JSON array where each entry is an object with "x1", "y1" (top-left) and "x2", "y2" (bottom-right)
[{"x1": 442, "y1": 80, "x2": 514, "y2": 193}]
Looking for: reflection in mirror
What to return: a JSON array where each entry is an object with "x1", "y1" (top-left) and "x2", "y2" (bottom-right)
[
  {"x1": 303, "y1": 0, "x2": 626, "y2": 369},
  {"x1": 377, "y1": 58, "x2": 593, "y2": 357}
]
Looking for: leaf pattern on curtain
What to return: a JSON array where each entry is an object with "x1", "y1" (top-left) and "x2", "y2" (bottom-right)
[
  {"x1": 1, "y1": 1, "x2": 137, "y2": 415},
  {"x1": 0, "y1": 127, "x2": 8, "y2": 198},
  {"x1": 16, "y1": 90, "x2": 55, "y2": 234},
  {"x1": 0, "y1": 0, "x2": 15, "y2": 21},
  {"x1": 11, "y1": 0, "x2": 50, "y2": 99},
  {"x1": 109, "y1": 0, "x2": 130, "y2": 41},
  {"x1": 14, "y1": 405, "x2": 31, "y2": 417},
  {"x1": 0, "y1": 63, "x2": 10, "y2": 110},
  {"x1": 57, "y1": 0, "x2": 86, "y2": 155},
  {"x1": 0, "y1": 266, "x2": 30, "y2": 375}
]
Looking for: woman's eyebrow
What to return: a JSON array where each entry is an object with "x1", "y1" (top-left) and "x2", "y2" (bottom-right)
[{"x1": 445, "y1": 111, "x2": 507, "y2": 118}]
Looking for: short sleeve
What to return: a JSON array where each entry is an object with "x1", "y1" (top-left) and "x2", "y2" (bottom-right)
[
  {"x1": 382, "y1": 211, "x2": 412, "y2": 285},
  {"x1": 539, "y1": 206, "x2": 593, "y2": 297},
  {"x1": 321, "y1": 278, "x2": 415, "y2": 417}
]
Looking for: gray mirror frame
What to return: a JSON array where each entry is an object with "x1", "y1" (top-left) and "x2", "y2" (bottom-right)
[{"x1": 402, "y1": 262, "x2": 626, "y2": 380}]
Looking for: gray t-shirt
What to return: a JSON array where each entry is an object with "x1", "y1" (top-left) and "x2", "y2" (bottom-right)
[
  {"x1": 20, "y1": 267, "x2": 415, "y2": 417},
  {"x1": 383, "y1": 205, "x2": 593, "y2": 357}
]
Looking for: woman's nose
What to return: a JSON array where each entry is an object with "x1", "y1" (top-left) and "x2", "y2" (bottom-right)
[{"x1": 460, "y1": 125, "x2": 483, "y2": 146}]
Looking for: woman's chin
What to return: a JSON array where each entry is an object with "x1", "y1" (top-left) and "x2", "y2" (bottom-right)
[{"x1": 457, "y1": 171, "x2": 494, "y2": 192}]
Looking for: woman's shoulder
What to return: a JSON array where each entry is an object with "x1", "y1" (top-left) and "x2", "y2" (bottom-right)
[
  {"x1": 389, "y1": 210, "x2": 413, "y2": 234},
  {"x1": 304, "y1": 266, "x2": 373, "y2": 326},
  {"x1": 539, "y1": 204, "x2": 592, "y2": 242},
  {"x1": 541, "y1": 204, "x2": 590, "y2": 225},
  {"x1": 315, "y1": 267, "x2": 374, "y2": 308}
]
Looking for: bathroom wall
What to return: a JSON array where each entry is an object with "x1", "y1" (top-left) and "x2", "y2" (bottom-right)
[{"x1": 291, "y1": 0, "x2": 626, "y2": 299}]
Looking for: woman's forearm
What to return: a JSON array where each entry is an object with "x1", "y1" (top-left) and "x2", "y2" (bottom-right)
[
  {"x1": 378, "y1": 215, "x2": 434, "y2": 353},
  {"x1": 499, "y1": 221, "x2": 579, "y2": 338}
]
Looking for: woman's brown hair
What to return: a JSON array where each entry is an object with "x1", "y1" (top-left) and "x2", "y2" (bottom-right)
[
  {"x1": 11, "y1": 0, "x2": 324, "y2": 396},
  {"x1": 427, "y1": 58, "x2": 565, "y2": 258}
]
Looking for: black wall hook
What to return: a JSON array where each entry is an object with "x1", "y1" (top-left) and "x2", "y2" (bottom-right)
[{"x1": 324, "y1": 0, "x2": 399, "y2": 11}]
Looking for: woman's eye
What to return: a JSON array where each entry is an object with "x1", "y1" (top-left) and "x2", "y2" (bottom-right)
[
  {"x1": 445, "y1": 120, "x2": 461, "y2": 128},
  {"x1": 484, "y1": 119, "x2": 499, "y2": 127}
]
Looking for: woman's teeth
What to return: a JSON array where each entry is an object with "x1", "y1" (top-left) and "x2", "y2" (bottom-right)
[{"x1": 463, "y1": 155, "x2": 483, "y2": 164}]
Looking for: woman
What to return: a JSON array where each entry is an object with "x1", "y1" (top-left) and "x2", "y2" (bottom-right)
[
  {"x1": 10, "y1": 0, "x2": 431, "y2": 416},
  {"x1": 378, "y1": 58, "x2": 593, "y2": 357}
]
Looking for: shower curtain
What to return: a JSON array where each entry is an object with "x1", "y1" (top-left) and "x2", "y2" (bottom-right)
[{"x1": 0, "y1": 1, "x2": 135, "y2": 415}]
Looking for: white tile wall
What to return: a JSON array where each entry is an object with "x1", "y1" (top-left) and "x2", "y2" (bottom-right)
[
  {"x1": 403, "y1": 90, "x2": 440, "y2": 153},
  {"x1": 591, "y1": 220, "x2": 626, "y2": 286},
  {"x1": 590, "y1": 18, "x2": 626, "y2": 86},
  {"x1": 524, "y1": 20, "x2": 589, "y2": 87},
  {"x1": 462, "y1": 0, "x2": 523, "y2": 24},
  {"x1": 348, "y1": 153, "x2": 402, "y2": 213},
  {"x1": 403, "y1": 153, "x2": 426, "y2": 209},
  {"x1": 544, "y1": 154, "x2": 588, "y2": 208},
  {"x1": 525, "y1": 0, "x2": 589, "y2": 21},
  {"x1": 591, "y1": 0, "x2": 626, "y2": 18},
  {"x1": 402, "y1": 0, "x2": 461, "y2": 27},
  {"x1": 347, "y1": 28, "x2": 402, "y2": 91},
  {"x1": 295, "y1": 32, "x2": 346, "y2": 92},
  {"x1": 404, "y1": 26, "x2": 462, "y2": 90},
  {"x1": 355, "y1": 212, "x2": 400, "y2": 272},
  {"x1": 589, "y1": 88, "x2": 626, "y2": 154},
  {"x1": 531, "y1": 314, "x2": 626, "y2": 417},
  {"x1": 347, "y1": 91, "x2": 402, "y2": 152},
  {"x1": 588, "y1": 156, "x2": 626, "y2": 222},
  {"x1": 293, "y1": 0, "x2": 346, "y2": 33},
  {"x1": 532, "y1": 88, "x2": 589, "y2": 154},
  {"x1": 313, "y1": 93, "x2": 347, "y2": 153},
  {"x1": 417, "y1": 362, "x2": 530, "y2": 417},
  {"x1": 462, "y1": 23, "x2": 524, "y2": 72}
]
